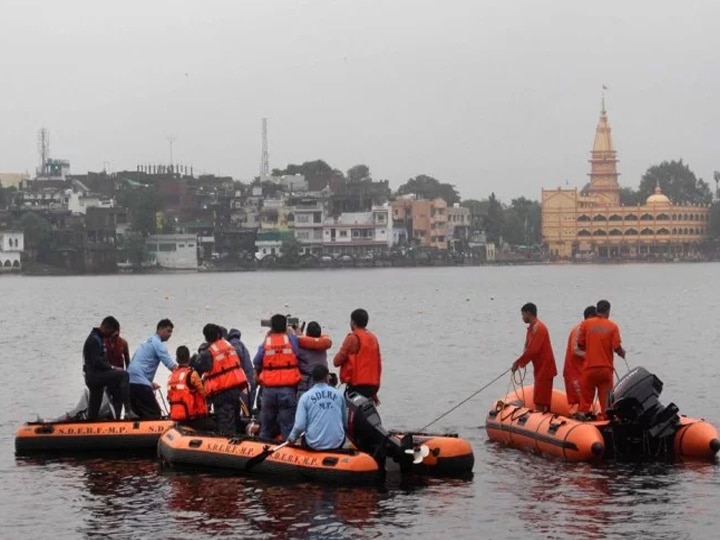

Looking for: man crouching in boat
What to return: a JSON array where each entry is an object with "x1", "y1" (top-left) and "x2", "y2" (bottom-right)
[
  {"x1": 288, "y1": 365, "x2": 347, "y2": 451},
  {"x1": 83, "y1": 316, "x2": 138, "y2": 420},
  {"x1": 511, "y1": 303, "x2": 558, "y2": 413}
]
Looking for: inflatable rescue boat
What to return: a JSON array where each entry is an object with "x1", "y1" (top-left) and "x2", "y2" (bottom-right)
[
  {"x1": 486, "y1": 366, "x2": 720, "y2": 463},
  {"x1": 15, "y1": 418, "x2": 173, "y2": 455}
]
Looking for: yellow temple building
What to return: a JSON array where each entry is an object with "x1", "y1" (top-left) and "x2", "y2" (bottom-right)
[{"x1": 541, "y1": 103, "x2": 710, "y2": 259}]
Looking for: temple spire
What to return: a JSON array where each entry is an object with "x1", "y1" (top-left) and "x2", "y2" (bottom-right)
[{"x1": 588, "y1": 97, "x2": 620, "y2": 205}]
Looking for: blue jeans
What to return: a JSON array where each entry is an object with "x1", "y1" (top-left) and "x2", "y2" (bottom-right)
[{"x1": 259, "y1": 386, "x2": 297, "y2": 440}]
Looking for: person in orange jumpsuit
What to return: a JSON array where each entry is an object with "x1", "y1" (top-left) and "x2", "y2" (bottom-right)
[
  {"x1": 563, "y1": 305, "x2": 596, "y2": 413},
  {"x1": 576, "y1": 299, "x2": 625, "y2": 419},
  {"x1": 511, "y1": 302, "x2": 557, "y2": 412}
]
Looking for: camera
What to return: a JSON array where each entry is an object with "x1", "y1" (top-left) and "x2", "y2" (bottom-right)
[{"x1": 260, "y1": 315, "x2": 300, "y2": 328}]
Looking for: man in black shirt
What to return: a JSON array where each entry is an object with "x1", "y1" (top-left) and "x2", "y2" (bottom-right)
[{"x1": 84, "y1": 316, "x2": 138, "y2": 420}]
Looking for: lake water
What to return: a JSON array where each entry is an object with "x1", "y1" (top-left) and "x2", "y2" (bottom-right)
[{"x1": 1, "y1": 264, "x2": 719, "y2": 539}]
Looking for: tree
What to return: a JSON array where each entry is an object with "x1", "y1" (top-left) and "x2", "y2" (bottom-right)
[
  {"x1": 485, "y1": 193, "x2": 505, "y2": 244},
  {"x1": 273, "y1": 160, "x2": 343, "y2": 191},
  {"x1": 619, "y1": 187, "x2": 642, "y2": 206},
  {"x1": 461, "y1": 199, "x2": 489, "y2": 232},
  {"x1": 122, "y1": 232, "x2": 151, "y2": 269},
  {"x1": 117, "y1": 184, "x2": 161, "y2": 236},
  {"x1": 280, "y1": 237, "x2": 302, "y2": 263},
  {"x1": 638, "y1": 160, "x2": 712, "y2": 205},
  {"x1": 347, "y1": 164, "x2": 371, "y2": 183},
  {"x1": 396, "y1": 175, "x2": 460, "y2": 205},
  {"x1": 0, "y1": 184, "x2": 17, "y2": 208},
  {"x1": 19, "y1": 212, "x2": 51, "y2": 258},
  {"x1": 503, "y1": 197, "x2": 541, "y2": 245}
]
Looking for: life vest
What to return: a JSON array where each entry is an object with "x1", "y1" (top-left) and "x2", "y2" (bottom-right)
[
  {"x1": 259, "y1": 333, "x2": 302, "y2": 387},
  {"x1": 340, "y1": 329, "x2": 381, "y2": 387},
  {"x1": 298, "y1": 335, "x2": 332, "y2": 351},
  {"x1": 204, "y1": 339, "x2": 248, "y2": 397},
  {"x1": 167, "y1": 367, "x2": 208, "y2": 420}
]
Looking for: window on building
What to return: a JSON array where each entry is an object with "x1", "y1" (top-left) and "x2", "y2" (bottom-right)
[
  {"x1": 159, "y1": 243, "x2": 177, "y2": 252},
  {"x1": 592, "y1": 215, "x2": 607, "y2": 222},
  {"x1": 577, "y1": 215, "x2": 591, "y2": 222},
  {"x1": 625, "y1": 214, "x2": 638, "y2": 221},
  {"x1": 640, "y1": 214, "x2": 653, "y2": 221},
  {"x1": 188, "y1": 243, "x2": 195, "y2": 247},
  {"x1": 625, "y1": 228, "x2": 638, "y2": 235},
  {"x1": 608, "y1": 214, "x2": 622, "y2": 221},
  {"x1": 609, "y1": 229, "x2": 622, "y2": 236},
  {"x1": 657, "y1": 214, "x2": 670, "y2": 221},
  {"x1": 340, "y1": 230, "x2": 348, "y2": 237},
  {"x1": 640, "y1": 228, "x2": 653, "y2": 235},
  {"x1": 657, "y1": 228, "x2": 670, "y2": 235},
  {"x1": 592, "y1": 229, "x2": 607, "y2": 236}
]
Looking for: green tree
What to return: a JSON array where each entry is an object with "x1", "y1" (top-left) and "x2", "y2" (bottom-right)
[
  {"x1": 280, "y1": 237, "x2": 302, "y2": 263},
  {"x1": 396, "y1": 175, "x2": 460, "y2": 205},
  {"x1": 619, "y1": 187, "x2": 641, "y2": 206},
  {"x1": 0, "y1": 184, "x2": 17, "y2": 208},
  {"x1": 347, "y1": 164, "x2": 371, "y2": 183},
  {"x1": 117, "y1": 184, "x2": 161, "y2": 236},
  {"x1": 122, "y1": 232, "x2": 151, "y2": 269},
  {"x1": 638, "y1": 160, "x2": 712, "y2": 205},
  {"x1": 461, "y1": 199, "x2": 489, "y2": 232},
  {"x1": 708, "y1": 203, "x2": 720, "y2": 239},
  {"x1": 19, "y1": 212, "x2": 51, "y2": 257},
  {"x1": 503, "y1": 197, "x2": 541, "y2": 245},
  {"x1": 273, "y1": 160, "x2": 343, "y2": 191},
  {"x1": 485, "y1": 193, "x2": 505, "y2": 244}
]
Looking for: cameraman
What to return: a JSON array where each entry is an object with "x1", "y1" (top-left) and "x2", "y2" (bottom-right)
[{"x1": 253, "y1": 314, "x2": 302, "y2": 440}]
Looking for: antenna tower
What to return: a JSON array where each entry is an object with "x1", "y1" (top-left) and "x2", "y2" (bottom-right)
[
  {"x1": 260, "y1": 118, "x2": 270, "y2": 179},
  {"x1": 37, "y1": 128, "x2": 50, "y2": 176}
]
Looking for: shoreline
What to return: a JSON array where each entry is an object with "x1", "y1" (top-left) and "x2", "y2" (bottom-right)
[{"x1": 12, "y1": 256, "x2": 714, "y2": 277}]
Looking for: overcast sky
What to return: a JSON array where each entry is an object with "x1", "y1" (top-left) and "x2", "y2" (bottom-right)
[{"x1": 1, "y1": 0, "x2": 718, "y2": 201}]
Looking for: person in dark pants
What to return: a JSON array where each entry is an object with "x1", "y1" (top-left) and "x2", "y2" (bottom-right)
[
  {"x1": 83, "y1": 316, "x2": 138, "y2": 420},
  {"x1": 127, "y1": 319, "x2": 178, "y2": 419},
  {"x1": 193, "y1": 324, "x2": 249, "y2": 436},
  {"x1": 253, "y1": 314, "x2": 302, "y2": 441}
]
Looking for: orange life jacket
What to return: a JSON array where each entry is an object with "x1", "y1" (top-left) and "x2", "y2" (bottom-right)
[
  {"x1": 259, "y1": 333, "x2": 302, "y2": 387},
  {"x1": 298, "y1": 335, "x2": 332, "y2": 351},
  {"x1": 340, "y1": 329, "x2": 381, "y2": 387},
  {"x1": 167, "y1": 366, "x2": 208, "y2": 420},
  {"x1": 204, "y1": 339, "x2": 248, "y2": 397}
]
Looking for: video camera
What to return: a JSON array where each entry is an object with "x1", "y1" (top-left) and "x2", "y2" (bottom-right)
[{"x1": 260, "y1": 315, "x2": 301, "y2": 329}]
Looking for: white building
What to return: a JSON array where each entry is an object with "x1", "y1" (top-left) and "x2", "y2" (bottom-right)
[
  {"x1": 293, "y1": 199, "x2": 325, "y2": 254},
  {"x1": 0, "y1": 230, "x2": 24, "y2": 271},
  {"x1": 322, "y1": 205, "x2": 392, "y2": 256},
  {"x1": 145, "y1": 234, "x2": 198, "y2": 270},
  {"x1": 67, "y1": 191, "x2": 115, "y2": 215}
]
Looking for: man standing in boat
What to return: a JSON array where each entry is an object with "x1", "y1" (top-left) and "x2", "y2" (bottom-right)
[
  {"x1": 511, "y1": 303, "x2": 557, "y2": 413},
  {"x1": 576, "y1": 299, "x2": 625, "y2": 420},
  {"x1": 288, "y1": 364, "x2": 346, "y2": 450},
  {"x1": 333, "y1": 308, "x2": 382, "y2": 403},
  {"x1": 297, "y1": 321, "x2": 332, "y2": 396},
  {"x1": 563, "y1": 305, "x2": 596, "y2": 414},
  {"x1": 128, "y1": 319, "x2": 178, "y2": 419},
  {"x1": 83, "y1": 316, "x2": 138, "y2": 420},
  {"x1": 254, "y1": 314, "x2": 302, "y2": 440}
]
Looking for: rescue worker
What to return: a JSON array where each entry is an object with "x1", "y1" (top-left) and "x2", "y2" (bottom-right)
[
  {"x1": 576, "y1": 299, "x2": 626, "y2": 420},
  {"x1": 105, "y1": 327, "x2": 130, "y2": 369},
  {"x1": 194, "y1": 324, "x2": 249, "y2": 436},
  {"x1": 511, "y1": 302, "x2": 558, "y2": 413},
  {"x1": 167, "y1": 345, "x2": 213, "y2": 430},
  {"x1": 83, "y1": 316, "x2": 138, "y2": 420},
  {"x1": 297, "y1": 321, "x2": 332, "y2": 396},
  {"x1": 333, "y1": 308, "x2": 382, "y2": 402},
  {"x1": 288, "y1": 364, "x2": 346, "y2": 450},
  {"x1": 563, "y1": 305, "x2": 596, "y2": 413},
  {"x1": 253, "y1": 314, "x2": 302, "y2": 440}
]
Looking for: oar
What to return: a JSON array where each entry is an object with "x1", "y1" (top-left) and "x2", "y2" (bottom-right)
[{"x1": 244, "y1": 433, "x2": 304, "y2": 471}]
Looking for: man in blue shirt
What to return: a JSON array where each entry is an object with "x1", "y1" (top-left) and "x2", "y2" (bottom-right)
[
  {"x1": 128, "y1": 319, "x2": 178, "y2": 419},
  {"x1": 288, "y1": 365, "x2": 346, "y2": 450}
]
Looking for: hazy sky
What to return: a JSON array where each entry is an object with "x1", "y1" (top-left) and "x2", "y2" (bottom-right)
[{"x1": 1, "y1": 0, "x2": 719, "y2": 201}]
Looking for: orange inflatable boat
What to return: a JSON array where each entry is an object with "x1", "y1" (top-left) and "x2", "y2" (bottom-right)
[
  {"x1": 15, "y1": 418, "x2": 173, "y2": 455},
  {"x1": 159, "y1": 425, "x2": 380, "y2": 483},
  {"x1": 486, "y1": 366, "x2": 720, "y2": 463}
]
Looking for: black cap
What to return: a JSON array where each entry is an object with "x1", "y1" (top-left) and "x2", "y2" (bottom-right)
[{"x1": 311, "y1": 364, "x2": 330, "y2": 381}]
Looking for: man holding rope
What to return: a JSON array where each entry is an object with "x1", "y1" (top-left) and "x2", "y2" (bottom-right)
[{"x1": 511, "y1": 302, "x2": 557, "y2": 413}]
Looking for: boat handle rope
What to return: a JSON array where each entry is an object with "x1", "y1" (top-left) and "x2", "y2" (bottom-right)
[{"x1": 416, "y1": 368, "x2": 511, "y2": 432}]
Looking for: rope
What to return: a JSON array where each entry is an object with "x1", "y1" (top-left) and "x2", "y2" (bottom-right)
[
  {"x1": 156, "y1": 388, "x2": 169, "y2": 416},
  {"x1": 416, "y1": 368, "x2": 511, "y2": 432}
]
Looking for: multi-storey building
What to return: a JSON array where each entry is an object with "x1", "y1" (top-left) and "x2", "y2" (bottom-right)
[
  {"x1": 392, "y1": 197, "x2": 448, "y2": 249},
  {"x1": 542, "y1": 104, "x2": 709, "y2": 259},
  {"x1": 0, "y1": 230, "x2": 23, "y2": 271},
  {"x1": 322, "y1": 205, "x2": 392, "y2": 257}
]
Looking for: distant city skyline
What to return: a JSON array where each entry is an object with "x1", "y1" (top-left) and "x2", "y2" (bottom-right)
[{"x1": 1, "y1": 0, "x2": 718, "y2": 201}]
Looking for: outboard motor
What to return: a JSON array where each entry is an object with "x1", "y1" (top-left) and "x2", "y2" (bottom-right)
[
  {"x1": 345, "y1": 392, "x2": 415, "y2": 470},
  {"x1": 607, "y1": 367, "x2": 680, "y2": 439}
]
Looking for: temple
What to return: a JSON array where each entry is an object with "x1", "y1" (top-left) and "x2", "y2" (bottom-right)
[{"x1": 541, "y1": 100, "x2": 709, "y2": 259}]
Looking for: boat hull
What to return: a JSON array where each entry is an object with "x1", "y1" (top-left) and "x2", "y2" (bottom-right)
[
  {"x1": 158, "y1": 426, "x2": 380, "y2": 483},
  {"x1": 15, "y1": 419, "x2": 173, "y2": 455}
]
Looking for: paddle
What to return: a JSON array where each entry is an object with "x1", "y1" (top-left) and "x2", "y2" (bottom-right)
[{"x1": 244, "y1": 433, "x2": 304, "y2": 471}]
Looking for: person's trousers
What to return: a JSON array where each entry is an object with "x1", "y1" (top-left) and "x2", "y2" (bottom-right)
[
  {"x1": 580, "y1": 367, "x2": 614, "y2": 415},
  {"x1": 129, "y1": 383, "x2": 162, "y2": 419},
  {"x1": 211, "y1": 386, "x2": 241, "y2": 437},
  {"x1": 259, "y1": 386, "x2": 297, "y2": 440},
  {"x1": 85, "y1": 370, "x2": 130, "y2": 421}
]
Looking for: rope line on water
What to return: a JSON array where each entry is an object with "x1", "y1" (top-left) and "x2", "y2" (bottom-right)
[{"x1": 416, "y1": 368, "x2": 511, "y2": 432}]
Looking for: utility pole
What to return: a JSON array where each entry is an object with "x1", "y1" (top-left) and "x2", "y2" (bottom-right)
[
  {"x1": 168, "y1": 135, "x2": 176, "y2": 175},
  {"x1": 260, "y1": 118, "x2": 269, "y2": 180}
]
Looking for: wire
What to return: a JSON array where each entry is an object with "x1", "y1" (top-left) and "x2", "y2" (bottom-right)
[{"x1": 416, "y1": 368, "x2": 511, "y2": 432}]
